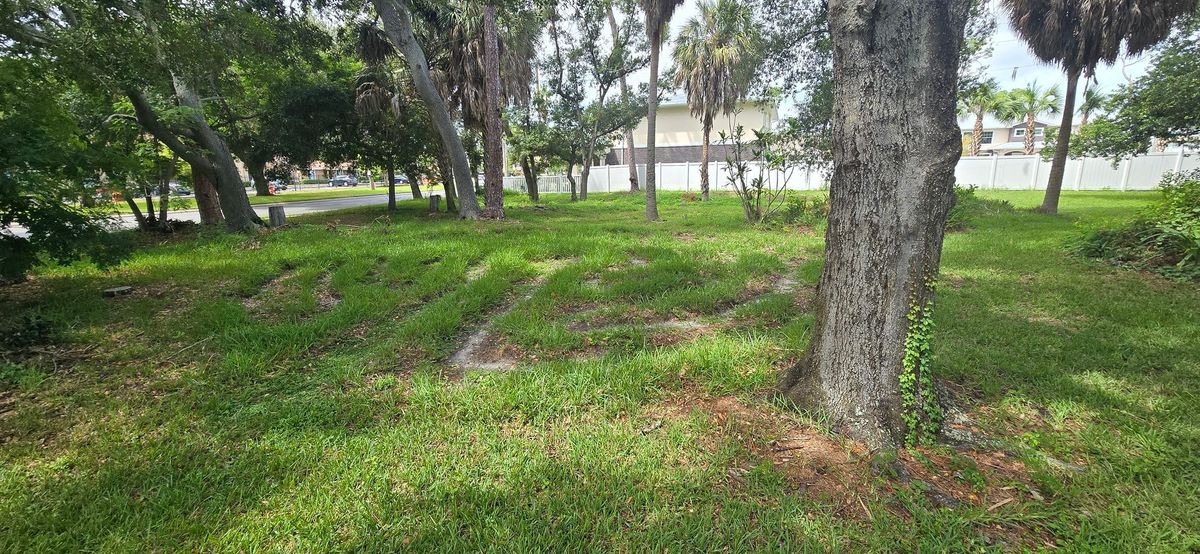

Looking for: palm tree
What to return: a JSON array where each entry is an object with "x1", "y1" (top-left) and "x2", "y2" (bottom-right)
[
  {"x1": 999, "y1": 83, "x2": 1060, "y2": 155},
  {"x1": 957, "y1": 79, "x2": 1007, "y2": 156},
  {"x1": 671, "y1": 0, "x2": 760, "y2": 201},
  {"x1": 370, "y1": 0, "x2": 481, "y2": 219},
  {"x1": 639, "y1": 0, "x2": 685, "y2": 221},
  {"x1": 1001, "y1": 0, "x2": 1195, "y2": 214},
  {"x1": 1077, "y1": 86, "x2": 1106, "y2": 127}
]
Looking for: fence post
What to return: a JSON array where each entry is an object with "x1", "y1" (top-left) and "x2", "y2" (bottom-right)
[
  {"x1": 1120, "y1": 156, "x2": 1132, "y2": 191},
  {"x1": 1174, "y1": 148, "x2": 1186, "y2": 173},
  {"x1": 685, "y1": 161, "x2": 691, "y2": 191},
  {"x1": 988, "y1": 155, "x2": 999, "y2": 189}
]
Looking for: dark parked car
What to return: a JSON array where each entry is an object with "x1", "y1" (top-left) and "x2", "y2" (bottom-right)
[
  {"x1": 330, "y1": 175, "x2": 358, "y2": 187},
  {"x1": 392, "y1": 175, "x2": 410, "y2": 185}
]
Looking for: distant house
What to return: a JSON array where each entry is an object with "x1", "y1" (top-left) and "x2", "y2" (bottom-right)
[
  {"x1": 959, "y1": 115, "x2": 1063, "y2": 156},
  {"x1": 605, "y1": 97, "x2": 779, "y2": 166}
]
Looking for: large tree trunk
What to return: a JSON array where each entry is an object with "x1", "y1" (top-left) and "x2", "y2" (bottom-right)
[
  {"x1": 609, "y1": 6, "x2": 640, "y2": 193},
  {"x1": 373, "y1": 0, "x2": 481, "y2": 219},
  {"x1": 779, "y1": 0, "x2": 969, "y2": 449},
  {"x1": 700, "y1": 117, "x2": 712, "y2": 200},
  {"x1": 387, "y1": 165, "x2": 397, "y2": 212},
  {"x1": 403, "y1": 164, "x2": 424, "y2": 199},
  {"x1": 248, "y1": 160, "x2": 271, "y2": 197},
  {"x1": 481, "y1": 3, "x2": 506, "y2": 219},
  {"x1": 521, "y1": 155, "x2": 539, "y2": 202},
  {"x1": 644, "y1": 37, "x2": 661, "y2": 220},
  {"x1": 1041, "y1": 67, "x2": 1079, "y2": 214},
  {"x1": 191, "y1": 166, "x2": 224, "y2": 226},
  {"x1": 170, "y1": 77, "x2": 262, "y2": 232}
]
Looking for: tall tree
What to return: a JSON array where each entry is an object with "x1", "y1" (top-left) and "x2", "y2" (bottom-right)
[
  {"x1": 957, "y1": 79, "x2": 1006, "y2": 156},
  {"x1": 779, "y1": 0, "x2": 971, "y2": 448},
  {"x1": 1, "y1": 0, "x2": 282, "y2": 230},
  {"x1": 370, "y1": 0, "x2": 483, "y2": 219},
  {"x1": 1001, "y1": 0, "x2": 1197, "y2": 214},
  {"x1": 672, "y1": 0, "x2": 760, "y2": 200},
  {"x1": 481, "y1": 3, "x2": 506, "y2": 218},
  {"x1": 576, "y1": 0, "x2": 648, "y2": 200},
  {"x1": 638, "y1": 0, "x2": 685, "y2": 221},
  {"x1": 608, "y1": 2, "x2": 643, "y2": 192},
  {"x1": 999, "y1": 83, "x2": 1061, "y2": 155}
]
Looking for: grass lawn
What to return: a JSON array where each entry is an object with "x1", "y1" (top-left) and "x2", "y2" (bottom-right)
[
  {"x1": 1, "y1": 190, "x2": 1197, "y2": 551},
  {"x1": 105, "y1": 184, "x2": 445, "y2": 214}
]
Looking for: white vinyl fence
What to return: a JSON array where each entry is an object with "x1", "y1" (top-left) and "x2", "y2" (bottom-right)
[{"x1": 505, "y1": 150, "x2": 1197, "y2": 194}]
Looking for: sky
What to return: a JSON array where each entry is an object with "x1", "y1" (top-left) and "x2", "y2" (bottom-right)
[{"x1": 623, "y1": 0, "x2": 1153, "y2": 117}]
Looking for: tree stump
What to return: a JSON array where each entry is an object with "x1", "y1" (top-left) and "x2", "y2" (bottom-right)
[
  {"x1": 268, "y1": 206, "x2": 287, "y2": 227},
  {"x1": 429, "y1": 195, "x2": 442, "y2": 213}
]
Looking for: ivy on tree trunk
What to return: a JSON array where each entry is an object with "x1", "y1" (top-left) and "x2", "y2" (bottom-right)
[{"x1": 780, "y1": 0, "x2": 970, "y2": 449}]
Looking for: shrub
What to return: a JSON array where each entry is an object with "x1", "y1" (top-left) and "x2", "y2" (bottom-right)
[
  {"x1": 1072, "y1": 169, "x2": 1200, "y2": 280},
  {"x1": 778, "y1": 193, "x2": 829, "y2": 226},
  {"x1": 946, "y1": 186, "x2": 1013, "y2": 231}
]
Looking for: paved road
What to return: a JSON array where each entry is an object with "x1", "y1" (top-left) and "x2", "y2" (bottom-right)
[
  {"x1": 154, "y1": 192, "x2": 402, "y2": 227},
  {"x1": 3, "y1": 192, "x2": 401, "y2": 238}
]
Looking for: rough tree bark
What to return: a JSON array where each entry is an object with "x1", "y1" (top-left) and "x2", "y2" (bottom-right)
[
  {"x1": 1041, "y1": 67, "x2": 1079, "y2": 214},
  {"x1": 373, "y1": 0, "x2": 480, "y2": 219},
  {"x1": 170, "y1": 77, "x2": 262, "y2": 231},
  {"x1": 190, "y1": 165, "x2": 224, "y2": 226},
  {"x1": 779, "y1": 0, "x2": 969, "y2": 449},
  {"x1": 644, "y1": 30, "x2": 661, "y2": 220},
  {"x1": 481, "y1": 3, "x2": 506, "y2": 218},
  {"x1": 608, "y1": 5, "x2": 640, "y2": 192}
]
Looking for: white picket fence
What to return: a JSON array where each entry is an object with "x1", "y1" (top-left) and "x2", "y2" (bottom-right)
[{"x1": 504, "y1": 150, "x2": 1197, "y2": 194}]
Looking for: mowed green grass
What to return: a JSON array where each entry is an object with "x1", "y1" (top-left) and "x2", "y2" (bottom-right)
[{"x1": 1, "y1": 190, "x2": 1197, "y2": 551}]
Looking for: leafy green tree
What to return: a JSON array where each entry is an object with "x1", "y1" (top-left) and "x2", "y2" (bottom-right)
[
  {"x1": 0, "y1": 57, "x2": 125, "y2": 280},
  {"x1": 672, "y1": 0, "x2": 761, "y2": 200},
  {"x1": 0, "y1": 0, "x2": 314, "y2": 230}
]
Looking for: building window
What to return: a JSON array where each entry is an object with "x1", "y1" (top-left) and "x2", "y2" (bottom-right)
[
  {"x1": 1013, "y1": 128, "x2": 1025, "y2": 137},
  {"x1": 1013, "y1": 127, "x2": 1045, "y2": 138},
  {"x1": 980, "y1": 131, "x2": 994, "y2": 144}
]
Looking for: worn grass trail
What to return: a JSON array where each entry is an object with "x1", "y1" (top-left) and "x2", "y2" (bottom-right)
[{"x1": 1, "y1": 191, "x2": 1197, "y2": 551}]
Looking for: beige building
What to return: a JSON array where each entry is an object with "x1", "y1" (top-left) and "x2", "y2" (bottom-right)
[
  {"x1": 959, "y1": 114, "x2": 1064, "y2": 156},
  {"x1": 606, "y1": 97, "x2": 779, "y2": 165}
]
